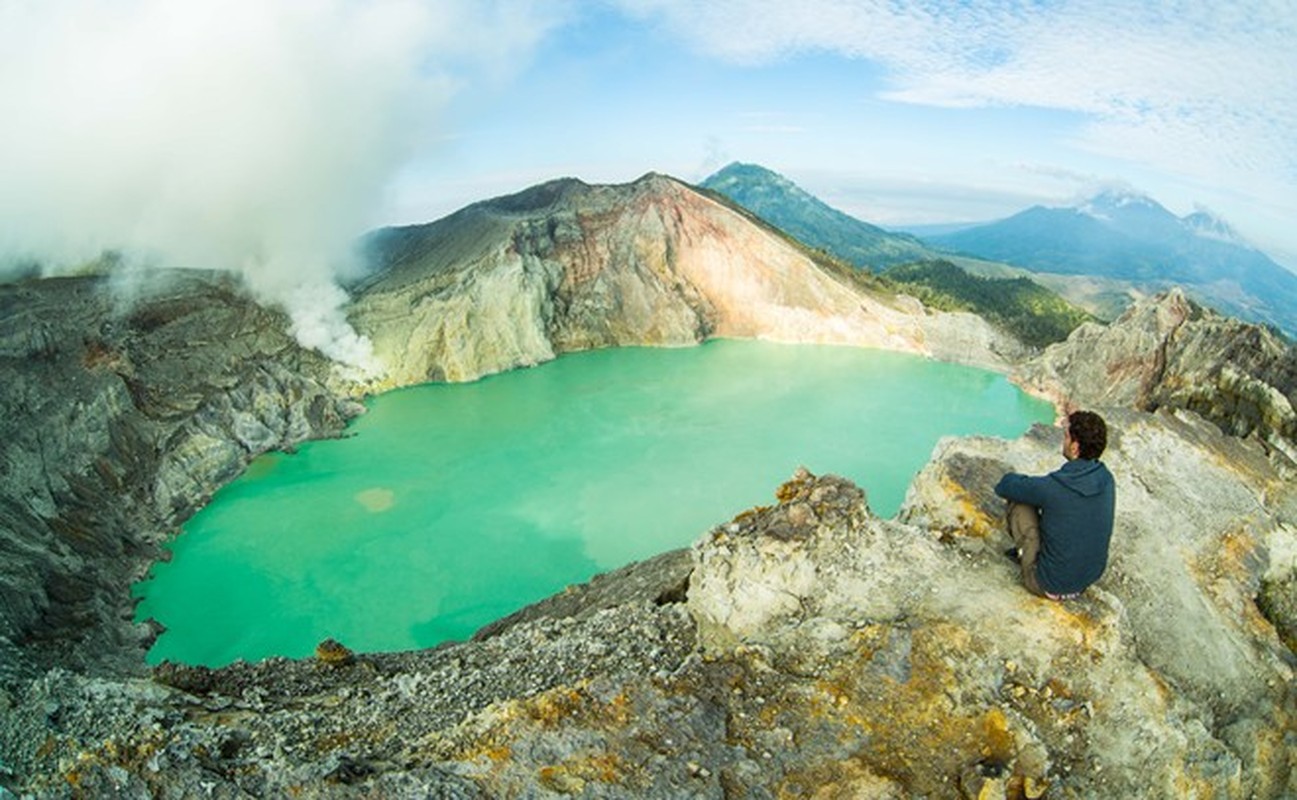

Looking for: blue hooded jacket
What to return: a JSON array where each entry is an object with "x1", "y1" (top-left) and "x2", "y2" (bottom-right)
[{"x1": 994, "y1": 459, "x2": 1116, "y2": 595}]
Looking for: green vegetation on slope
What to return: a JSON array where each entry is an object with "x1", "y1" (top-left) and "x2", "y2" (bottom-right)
[
  {"x1": 699, "y1": 163, "x2": 937, "y2": 269},
  {"x1": 882, "y1": 260, "x2": 1096, "y2": 348}
]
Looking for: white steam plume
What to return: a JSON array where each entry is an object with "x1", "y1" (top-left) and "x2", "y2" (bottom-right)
[{"x1": 0, "y1": 0, "x2": 564, "y2": 369}]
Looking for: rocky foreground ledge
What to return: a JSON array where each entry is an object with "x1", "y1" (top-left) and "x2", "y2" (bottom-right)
[{"x1": 2, "y1": 407, "x2": 1294, "y2": 798}]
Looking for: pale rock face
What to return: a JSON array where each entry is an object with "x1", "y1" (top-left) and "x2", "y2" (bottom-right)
[
  {"x1": 689, "y1": 470, "x2": 941, "y2": 654},
  {"x1": 152, "y1": 430, "x2": 243, "y2": 515},
  {"x1": 920, "y1": 308, "x2": 1030, "y2": 371},
  {"x1": 901, "y1": 409, "x2": 1295, "y2": 796},
  {"x1": 638, "y1": 186, "x2": 911, "y2": 347},
  {"x1": 350, "y1": 175, "x2": 1027, "y2": 388},
  {"x1": 356, "y1": 246, "x2": 560, "y2": 385},
  {"x1": 1015, "y1": 288, "x2": 1297, "y2": 458}
]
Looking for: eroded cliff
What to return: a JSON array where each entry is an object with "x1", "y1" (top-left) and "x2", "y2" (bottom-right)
[
  {"x1": 349, "y1": 174, "x2": 1027, "y2": 387},
  {"x1": 1014, "y1": 288, "x2": 1297, "y2": 461},
  {"x1": 0, "y1": 272, "x2": 362, "y2": 680}
]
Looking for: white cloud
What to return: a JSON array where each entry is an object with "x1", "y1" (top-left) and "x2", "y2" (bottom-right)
[
  {"x1": 612, "y1": 0, "x2": 1297, "y2": 234},
  {"x1": 0, "y1": 0, "x2": 567, "y2": 363}
]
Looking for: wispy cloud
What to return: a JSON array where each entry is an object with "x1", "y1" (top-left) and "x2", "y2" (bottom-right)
[
  {"x1": 612, "y1": 0, "x2": 1296, "y2": 217},
  {"x1": 5, "y1": 0, "x2": 1293, "y2": 295}
]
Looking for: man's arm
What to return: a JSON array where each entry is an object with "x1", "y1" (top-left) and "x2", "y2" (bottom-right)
[{"x1": 994, "y1": 472, "x2": 1050, "y2": 506}]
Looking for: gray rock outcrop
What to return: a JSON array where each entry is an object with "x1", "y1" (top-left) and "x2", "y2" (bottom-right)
[
  {"x1": 0, "y1": 272, "x2": 361, "y2": 680},
  {"x1": 1014, "y1": 287, "x2": 1297, "y2": 460}
]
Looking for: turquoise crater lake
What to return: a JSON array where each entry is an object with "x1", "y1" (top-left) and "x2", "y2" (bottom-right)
[{"x1": 134, "y1": 340, "x2": 1053, "y2": 666}]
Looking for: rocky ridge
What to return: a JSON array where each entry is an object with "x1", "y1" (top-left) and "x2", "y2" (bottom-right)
[
  {"x1": 1014, "y1": 287, "x2": 1297, "y2": 461},
  {"x1": 1, "y1": 409, "x2": 1293, "y2": 797},
  {"x1": 349, "y1": 174, "x2": 1027, "y2": 387}
]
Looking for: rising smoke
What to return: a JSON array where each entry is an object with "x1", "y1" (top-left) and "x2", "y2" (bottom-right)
[{"x1": 0, "y1": 0, "x2": 561, "y2": 369}]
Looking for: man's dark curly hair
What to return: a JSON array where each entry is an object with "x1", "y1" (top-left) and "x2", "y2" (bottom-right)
[{"x1": 1068, "y1": 410, "x2": 1107, "y2": 460}]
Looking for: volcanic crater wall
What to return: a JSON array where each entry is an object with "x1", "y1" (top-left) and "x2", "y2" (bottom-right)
[
  {"x1": 0, "y1": 272, "x2": 361, "y2": 679},
  {"x1": 348, "y1": 175, "x2": 1027, "y2": 388}
]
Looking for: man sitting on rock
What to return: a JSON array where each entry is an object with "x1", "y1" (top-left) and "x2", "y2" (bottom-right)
[{"x1": 995, "y1": 410, "x2": 1115, "y2": 600}]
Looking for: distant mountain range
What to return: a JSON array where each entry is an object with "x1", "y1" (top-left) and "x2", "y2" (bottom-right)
[
  {"x1": 923, "y1": 189, "x2": 1297, "y2": 335},
  {"x1": 698, "y1": 163, "x2": 939, "y2": 269},
  {"x1": 696, "y1": 163, "x2": 1092, "y2": 347},
  {"x1": 700, "y1": 163, "x2": 1297, "y2": 337}
]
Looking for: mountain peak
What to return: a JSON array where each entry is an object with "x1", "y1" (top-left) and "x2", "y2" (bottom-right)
[
  {"x1": 926, "y1": 186, "x2": 1297, "y2": 335},
  {"x1": 1074, "y1": 187, "x2": 1166, "y2": 221},
  {"x1": 1073, "y1": 189, "x2": 1254, "y2": 251},
  {"x1": 703, "y1": 162, "x2": 798, "y2": 192},
  {"x1": 699, "y1": 162, "x2": 936, "y2": 269},
  {"x1": 1182, "y1": 207, "x2": 1247, "y2": 246}
]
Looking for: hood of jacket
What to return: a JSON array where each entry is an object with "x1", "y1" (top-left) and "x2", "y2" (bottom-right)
[{"x1": 1050, "y1": 458, "x2": 1112, "y2": 498}]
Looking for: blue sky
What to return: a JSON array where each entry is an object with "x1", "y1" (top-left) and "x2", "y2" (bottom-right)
[
  {"x1": 385, "y1": 1, "x2": 1297, "y2": 267},
  {"x1": 3, "y1": 0, "x2": 1295, "y2": 288}
]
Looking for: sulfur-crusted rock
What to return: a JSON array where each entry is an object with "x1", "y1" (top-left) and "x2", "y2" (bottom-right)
[
  {"x1": 314, "y1": 638, "x2": 355, "y2": 667},
  {"x1": 5, "y1": 426, "x2": 1291, "y2": 797}
]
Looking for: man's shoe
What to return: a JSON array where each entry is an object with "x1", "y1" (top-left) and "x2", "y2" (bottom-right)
[{"x1": 1004, "y1": 547, "x2": 1021, "y2": 564}]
